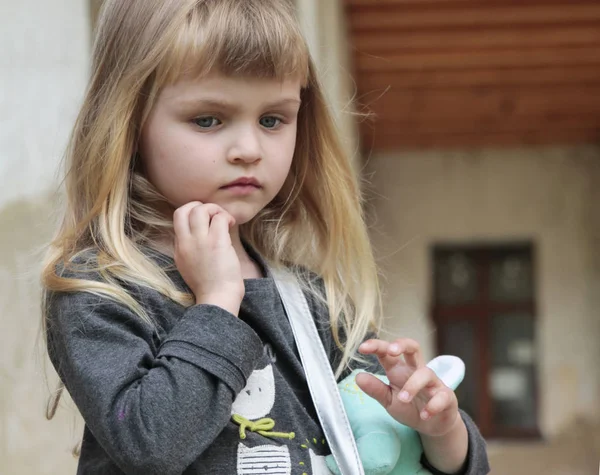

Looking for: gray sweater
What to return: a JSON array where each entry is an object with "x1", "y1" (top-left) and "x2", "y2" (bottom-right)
[{"x1": 46, "y1": 250, "x2": 490, "y2": 475}]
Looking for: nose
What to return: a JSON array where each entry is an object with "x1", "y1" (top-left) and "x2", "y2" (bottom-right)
[{"x1": 227, "y1": 124, "x2": 262, "y2": 164}]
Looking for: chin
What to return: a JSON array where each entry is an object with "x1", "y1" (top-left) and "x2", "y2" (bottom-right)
[
  {"x1": 232, "y1": 212, "x2": 259, "y2": 226},
  {"x1": 224, "y1": 205, "x2": 262, "y2": 226},
  {"x1": 212, "y1": 198, "x2": 270, "y2": 227}
]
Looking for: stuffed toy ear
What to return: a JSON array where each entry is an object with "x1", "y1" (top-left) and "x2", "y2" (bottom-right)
[{"x1": 426, "y1": 355, "x2": 465, "y2": 391}]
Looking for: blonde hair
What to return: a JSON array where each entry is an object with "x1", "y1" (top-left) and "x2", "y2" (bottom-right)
[{"x1": 42, "y1": 0, "x2": 381, "y2": 418}]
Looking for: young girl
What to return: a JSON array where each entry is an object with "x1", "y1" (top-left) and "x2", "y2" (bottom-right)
[{"x1": 42, "y1": 1, "x2": 490, "y2": 474}]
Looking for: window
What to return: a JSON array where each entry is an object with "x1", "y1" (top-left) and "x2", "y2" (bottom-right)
[{"x1": 431, "y1": 244, "x2": 539, "y2": 438}]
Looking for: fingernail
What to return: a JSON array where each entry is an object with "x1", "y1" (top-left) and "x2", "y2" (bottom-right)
[
  {"x1": 421, "y1": 411, "x2": 430, "y2": 420},
  {"x1": 389, "y1": 344, "x2": 400, "y2": 353},
  {"x1": 399, "y1": 391, "x2": 410, "y2": 402}
]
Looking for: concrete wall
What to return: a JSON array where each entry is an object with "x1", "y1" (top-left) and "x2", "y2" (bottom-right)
[
  {"x1": 365, "y1": 146, "x2": 600, "y2": 438},
  {"x1": 0, "y1": 0, "x2": 88, "y2": 473}
]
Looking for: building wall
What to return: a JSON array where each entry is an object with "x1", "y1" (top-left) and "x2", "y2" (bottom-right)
[
  {"x1": 365, "y1": 146, "x2": 600, "y2": 438},
  {"x1": 0, "y1": 0, "x2": 88, "y2": 473}
]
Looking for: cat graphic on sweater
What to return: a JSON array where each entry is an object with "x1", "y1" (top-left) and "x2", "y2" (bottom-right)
[{"x1": 232, "y1": 344, "x2": 331, "y2": 475}]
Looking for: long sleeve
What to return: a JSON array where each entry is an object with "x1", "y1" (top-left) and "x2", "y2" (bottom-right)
[{"x1": 46, "y1": 289, "x2": 264, "y2": 475}]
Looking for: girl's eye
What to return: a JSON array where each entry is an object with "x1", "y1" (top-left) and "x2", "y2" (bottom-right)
[
  {"x1": 259, "y1": 116, "x2": 282, "y2": 129},
  {"x1": 193, "y1": 116, "x2": 221, "y2": 129}
]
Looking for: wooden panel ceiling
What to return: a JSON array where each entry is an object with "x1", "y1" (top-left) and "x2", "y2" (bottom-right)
[{"x1": 345, "y1": 0, "x2": 600, "y2": 150}]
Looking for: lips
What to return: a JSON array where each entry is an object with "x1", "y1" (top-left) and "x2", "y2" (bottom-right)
[{"x1": 221, "y1": 177, "x2": 261, "y2": 188}]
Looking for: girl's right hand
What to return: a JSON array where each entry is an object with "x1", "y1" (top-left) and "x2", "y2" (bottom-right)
[{"x1": 173, "y1": 201, "x2": 244, "y2": 316}]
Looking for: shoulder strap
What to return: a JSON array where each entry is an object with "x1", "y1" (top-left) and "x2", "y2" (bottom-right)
[{"x1": 270, "y1": 267, "x2": 365, "y2": 475}]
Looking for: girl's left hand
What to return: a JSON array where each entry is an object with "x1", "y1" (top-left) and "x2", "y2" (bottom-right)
[{"x1": 356, "y1": 338, "x2": 460, "y2": 438}]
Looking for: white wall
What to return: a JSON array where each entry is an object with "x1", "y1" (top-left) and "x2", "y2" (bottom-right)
[
  {"x1": 0, "y1": 0, "x2": 89, "y2": 473},
  {"x1": 366, "y1": 145, "x2": 600, "y2": 437},
  {"x1": 0, "y1": 0, "x2": 89, "y2": 204}
]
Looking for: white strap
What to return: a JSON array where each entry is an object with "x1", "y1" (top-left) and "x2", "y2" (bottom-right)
[{"x1": 271, "y1": 267, "x2": 364, "y2": 475}]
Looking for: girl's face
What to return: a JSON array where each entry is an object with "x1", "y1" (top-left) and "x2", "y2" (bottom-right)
[{"x1": 139, "y1": 72, "x2": 302, "y2": 225}]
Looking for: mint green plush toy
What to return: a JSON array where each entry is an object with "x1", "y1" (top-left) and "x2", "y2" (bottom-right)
[{"x1": 325, "y1": 356, "x2": 465, "y2": 475}]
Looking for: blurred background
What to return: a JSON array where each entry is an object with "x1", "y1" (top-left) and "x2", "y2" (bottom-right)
[{"x1": 1, "y1": 0, "x2": 599, "y2": 473}]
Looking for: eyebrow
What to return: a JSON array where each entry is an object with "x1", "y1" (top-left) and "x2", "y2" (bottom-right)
[{"x1": 176, "y1": 97, "x2": 302, "y2": 112}]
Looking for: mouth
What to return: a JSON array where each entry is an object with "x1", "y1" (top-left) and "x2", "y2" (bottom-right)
[{"x1": 221, "y1": 177, "x2": 262, "y2": 189}]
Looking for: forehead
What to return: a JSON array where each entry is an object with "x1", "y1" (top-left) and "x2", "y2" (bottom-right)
[{"x1": 158, "y1": 72, "x2": 303, "y2": 108}]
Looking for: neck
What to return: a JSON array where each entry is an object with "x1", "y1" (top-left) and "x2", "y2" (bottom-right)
[
  {"x1": 230, "y1": 225, "x2": 264, "y2": 279},
  {"x1": 229, "y1": 225, "x2": 245, "y2": 260}
]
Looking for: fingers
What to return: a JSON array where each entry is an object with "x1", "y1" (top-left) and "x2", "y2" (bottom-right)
[
  {"x1": 173, "y1": 201, "x2": 203, "y2": 239},
  {"x1": 174, "y1": 202, "x2": 236, "y2": 239},
  {"x1": 358, "y1": 340, "x2": 399, "y2": 373},
  {"x1": 358, "y1": 365, "x2": 455, "y2": 422},
  {"x1": 359, "y1": 339, "x2": 392, "y2": 359},
  {"x1": 398, "y1": 366, "x2": 456, "y2": 421},
  {"x1": 189, "y1": 204, "x2": 234, "y2": 235},
  {"x1": 188, "y1": 204, "x2": 212, "y2": 237},
  {"x1": 209, "y1": 212, "x2": 233, "y2": 245},
  {"x1": 359, "y1": 338, "x2": 424, "y2": 372},
  {"x1": 355, "y1": 372, "x2": 393, "y2": 409},
  {"x1": 422, "y1": 389, "x2": 456, "y2": 420},
  {"x1": 359, "y1": 337, "x2": 459, "y2": 431},
  {"x1": 389, "y1": 338, "x2": 424, "y2": 368},
  {"x1": 397, "y1": 366, "x2": 437, "y2": 403}
]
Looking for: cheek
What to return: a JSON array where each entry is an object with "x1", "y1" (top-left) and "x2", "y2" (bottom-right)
[
  {"x1": 140, "y1": 126, "x2": 217, "y2": 204},
  {"x1": 276, "y1": 129, "x2": 298, "y2": 175},
  {"x1": 143, "y1": 123, "x2": 210, "y2": 175},
  {"x1": 145, "y1": 126, "x2": 189, "y2": 167},
  {"x1": 140, "y1": 119, "x2": 179, "y2": 175}
]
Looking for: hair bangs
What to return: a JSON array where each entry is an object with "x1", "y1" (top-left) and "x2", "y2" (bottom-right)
[{"x1": 158, "y1": 0, "x2": 310, "y2": 87}]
